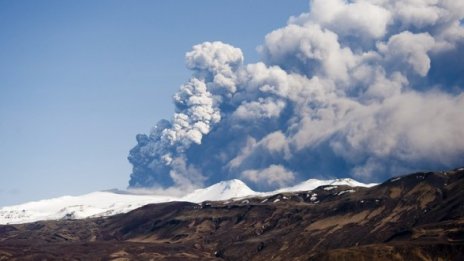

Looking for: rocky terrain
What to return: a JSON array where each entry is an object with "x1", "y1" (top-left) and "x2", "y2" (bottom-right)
[{"x1": 0, "y1": 168, "x2": 463, "y2": 260}]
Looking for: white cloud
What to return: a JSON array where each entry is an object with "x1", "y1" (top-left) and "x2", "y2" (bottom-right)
[
  {"x1": 241, "y1": 165, "x2": 295, "y2": 188},
  {"x1": 129, "y1": 0, "x2": 464, "y2": 189},
  {"x1": 233, "y1": 98, "x2": 286, "y2": 121},
  {"x1": 378, "y1": 31, "x2": 436, "y2": 76},
  {"x1": 291, "y1": 0, "x2": 392, "y2": 40},
  {"x1": 261, "y1": 24, "x2": 356, "y2": 81},
  {"x1": 186, "y1": 41, "x2": 243, "y2": 94},
  {"x1": 330, "y1": 91, "x2": 464, "y2": 174},
  {"x1": 166, "y1": 78, "x2": 220, "y2": 148}
]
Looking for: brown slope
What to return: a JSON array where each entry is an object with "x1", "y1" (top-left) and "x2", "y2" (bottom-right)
[{"x1": 0, "y1": 168, "x2": 463, "y2": 260}]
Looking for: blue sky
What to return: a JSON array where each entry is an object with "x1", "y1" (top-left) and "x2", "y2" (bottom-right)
[
  {"x1": 2, "y1": 0, "x2": 463, "y2": 207},
  {"x1": 0, "y1": 0, "x2": 308, "y2": 206}
]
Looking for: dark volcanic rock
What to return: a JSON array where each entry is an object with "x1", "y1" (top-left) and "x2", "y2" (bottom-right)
[{"x1": 0, "y1": 168, "x2": 463, "y2": 260}]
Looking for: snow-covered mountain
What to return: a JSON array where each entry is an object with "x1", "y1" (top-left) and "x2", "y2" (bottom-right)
[
  {"x1": 0, "y1": 178, "x2": 376, "y2": 225},
  {"x1": 0, "y1": 192, "x2": 176, "y2": 225},
  {"x1": 181, "y1": 179, "x2": 259, "y2": 203},
  {"x1": 273, "y1": 178, "x2": 377, "y2": 193}
]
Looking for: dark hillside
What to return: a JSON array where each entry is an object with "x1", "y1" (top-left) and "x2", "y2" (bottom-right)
[{"x1": 1, "y1": 168, "x2": 463, "y2": 260}]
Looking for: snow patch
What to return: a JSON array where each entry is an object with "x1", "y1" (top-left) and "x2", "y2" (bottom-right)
[
  {"x1": 324, "y1": 186, "x2": 337, "y2": 191},
  {"x1": 310, "y1": 193, "x2": 318, "y2": 201},
  {"x1": 338, "y1": 189, "x2": 355, "y2": 195}
]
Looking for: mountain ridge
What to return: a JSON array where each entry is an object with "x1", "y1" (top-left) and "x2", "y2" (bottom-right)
[
  {"x1": 0, "y1": 167, "x2": 463, "y2": 260},
  {"x1": 0, "y1": 177, "x2": 374, "y2": 225}
]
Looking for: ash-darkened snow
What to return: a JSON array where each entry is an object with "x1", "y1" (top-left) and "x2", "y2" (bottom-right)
[{"x1": 128, "y1": 0, "x2": 464, "y2": 191}]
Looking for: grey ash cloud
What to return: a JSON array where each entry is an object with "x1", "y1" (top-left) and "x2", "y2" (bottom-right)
[{"x1": 128, "y1": 0, "x2": 464, "y2": 191}]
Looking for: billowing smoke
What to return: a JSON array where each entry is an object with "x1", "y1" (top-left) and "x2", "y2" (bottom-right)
[{"x1": 129, "y1": 0, "x2": 464, "y2": 191}]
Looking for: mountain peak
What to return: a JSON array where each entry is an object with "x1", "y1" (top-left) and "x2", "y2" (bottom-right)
[{"x1": 181, "y1": 179, "x2": 256, "y2": 203}]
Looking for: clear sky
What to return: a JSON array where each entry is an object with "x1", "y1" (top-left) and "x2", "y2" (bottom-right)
[{"x1": 0, "y1": 0, "x2": 308, "y2": 206}]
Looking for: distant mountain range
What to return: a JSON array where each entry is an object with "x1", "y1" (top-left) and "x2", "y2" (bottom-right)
[
  {"x1": 0, "y1": 177, "x2": 375, "y2": 224},
  {"x1": 0, "y1": 168, "x2": 463, "y2": 260}
]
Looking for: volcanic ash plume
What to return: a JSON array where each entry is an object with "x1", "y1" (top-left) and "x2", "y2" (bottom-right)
[{"x1": 129, "y1": 0, "x2": 464, "y2": 191}]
